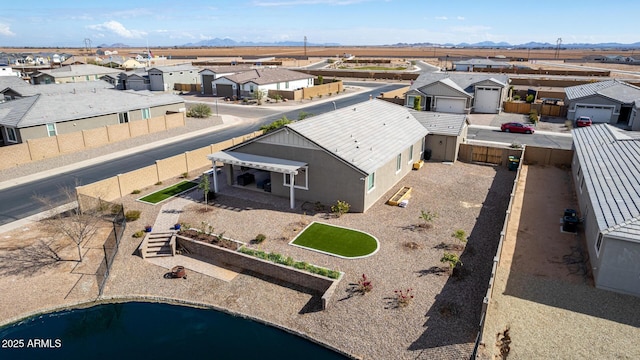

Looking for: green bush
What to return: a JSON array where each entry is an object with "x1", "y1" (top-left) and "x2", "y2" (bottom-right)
[
  {"x1": 513, "y1": 95, "x2": 521, "y2": 101},
  {"x1": 187, "y1": 104, "x2": 212, "y2": 118},
  {"x1": 132, "y1": 230, "x2": 145, "y2": 238},
  {"x1": 331, "y1": 200, "x2": 350, "y2": 217},
  {"x1": 125, "y1": 210, "x2": 141, "y2": 222},
  {"x1": 131, "y1": 189, "x2": 141, "y2": 194},
  {"x1": 525, "y1": 94, "x2": 534, "y2": 103},
  {"x1": 110, "y1": 204, "x2": 123, "y2": 214},
  {"x1": 452, "y1": 229, "x2": 467, "y2": 243},
  {"x1": 529, "y1": 110, "x2": 539, "y2": 124},
  {"x1": 237, "y1": 247, "x2": 339, "y2": 279},
  {"x1": 255, "y1": 233, "x2": 266, "y2": 243},
  {"x1": 259, "y1": 116, "x2": 292, "y2": 133}
]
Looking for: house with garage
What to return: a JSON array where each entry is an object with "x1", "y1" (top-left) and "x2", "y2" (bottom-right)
[
  {"x1": 148, "y1": 64, "x2": 199, "y2": 92},
  {"x1": 564, "y1": 80, "x2": 640, "y2": 128},
  {"x1": 572, "y1": 123, "x2": 640, "y2": 297},
  {"x1": 405, "y1": 72, "x2": 509, "y2": 114},
  {"x1": 409, "y1": 111, "x2": 469, "y2": 162},
  {"x1": 30, "y1": 64, "x2": 122, "y2": 85},
  {"x1": 207, "y1": 99, "x2": 428, "y2": 212},
  {"x1": 453, "y1": 58, "x2": 513, "y2": 72},
  {"x1": 199, "y1": 66, "x2": 252, "y2": 96},
  {"x1": 211, "y1": 68, "x2": 314, "y2": 99},
  {"x1": 0, "y1": 82, "x2": 185, "y2": 145}
]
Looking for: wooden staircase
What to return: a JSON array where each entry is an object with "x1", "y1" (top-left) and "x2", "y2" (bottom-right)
[{"x1": 139, "y1": 232, "x2": 176, "y2": 259}]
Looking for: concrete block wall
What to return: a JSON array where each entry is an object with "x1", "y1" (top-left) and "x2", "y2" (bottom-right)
[
  {"x1": 82, "y1": 127, "x2": 110, "y2": 148},
  {"x1": 57, "y1": 132, "x2": 85, "y2": 153},
  {"x1": 106, "y1": 122, "x2": 131, "y2": 143},
  {"x1": 165, "y1": 113, "x2": 185, "y2": 129},
  {"x1": 117, "y1": 165, "x2": 159, "y2": 195},
  {"x1": 148, "y1": 116, "x2": 166, "y2": 133},
  {"x1": 128, "y1": 119, "x2": 150, "y2": 138},
  {"x1": 27, "y1": 137, "x2": 59, "y2": 160},
  {"x1": 156, "y1": 154, "x2": 188, "y2": 182}
]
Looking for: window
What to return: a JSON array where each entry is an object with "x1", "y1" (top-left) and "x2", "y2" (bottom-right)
[
  {"x1": 285, "y1": 81, "x2": 290, "y2": 89},
  {"x1": 85, "y1": 75, "x2": 90, "y2": 81},
  {"x1": 6, "y1": 127, "x2": 17, "y2": 143},
  {"x1": 249, "y1": 85, "x2": 254, "y2": 93},
  {"x1": 408, "y1": 145, "x2": 414, "y2": 163},
  {"x1": 396, "y1": 153, "x2": 402, "y2": 173},
  {"x1": 367, "y1": 172, "x2": 375, "y2": 191},
  {"x1": 46, "y1": 123, "x2": 57, "y2": 137},
  {"x1": 283, "y1": 166, "x2": 308, "y2": 190},
  {"x1": 595, "y1": 233, "x2": 603, "y2": 256},
  {"x1": 141, "y1": 108, "x2": 151, "y2": 119},
  {"x1": 118, "y1": 112, "x2": 129, "y2": 124}
]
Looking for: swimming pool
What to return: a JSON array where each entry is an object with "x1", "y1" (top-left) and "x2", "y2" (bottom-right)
[{"x1": 0, "y1": 302, "x2": 348, "y2": 360}]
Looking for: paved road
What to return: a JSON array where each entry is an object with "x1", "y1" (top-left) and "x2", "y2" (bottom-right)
[
  {"x1": 468, "y1": 126, "x2": 573, "y2": 149},
  {"x1": 0, "y1": 83, "x2": 405, "y2": 226}
]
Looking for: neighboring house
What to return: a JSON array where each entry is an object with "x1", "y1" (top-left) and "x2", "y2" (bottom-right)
[
  {"x1": 121, "y1": 58, "x2": 145, "y2": 70},
  {"x1": 564, "y1": 80, "x2": 640, "y2": 128},
  {"x1": 120, "y1": 71, "x2": 150, "y2": 91},
  {"x1": 409, "y1": 111, "x2": 469, "y2": 162},
  {"x1": 0, "y1": 65, "x2": 20, "y2": 77},
  {"x1": 572, "y1": 124, "x2": 640, "y2": 297},
  {"x1": 199, "y1": 66, "x2": 252, "y2": 96},
  {"x1": 1, "y1": 78, "x2": 113, "y2": 101},
  {"x1": 207, "y1": 99, "x2": 428, "y2": 212},
  {"x1": 405, "y1": 72, "x2": 509, "y2": 114},
  {"x1": 30, "y1": 64, "x2": 122, "y2": 84},
  {"x1": 0, "y1": 83, "x2": 185, "y2": 145},
  {"x1": 211, "y1": 68, "x2": 314, "y2": 99},
  {"x1": 453, "y1": 58, "x2": 513, "y2": 72},
  {"x1": 148, "y1": 64, "x2": 199, "y2": 92}
]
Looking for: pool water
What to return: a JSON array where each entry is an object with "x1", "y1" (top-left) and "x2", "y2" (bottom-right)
[{"x1": 0, "y1": 302, "x2": 347, "y2": 360}]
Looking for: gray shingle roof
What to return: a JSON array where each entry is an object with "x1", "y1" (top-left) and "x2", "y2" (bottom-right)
[
  {"x1": 220, "y1": 68, "x2": 313, "y2": 85},
  {"x1": 2, "y1": 80, "x2": 114, "y2": 97},
  {"x1": 34, "y1": 64, "x2": 121, "y2": 78},
  {"x1": 565, "y1": 80, "x2": 640, "y2": 103},
  {"x1": 148, "y1": 64, "x2": 198, "y2": 73},
  {"x1": 409, "y1": 111, "x2": 468, "y2": 136},
  {"x1": 572, "y1": 124, "x2": 640, "y2": 242},
  {"x1": 286, "y1": 99, "x2": 428, "y2": 174},
  {"x1": 0, "y1": 88, "x2": 183, "y2": 128},
  {"x1": 409, "y1": 72, "x2": 508, "y2": 94}
]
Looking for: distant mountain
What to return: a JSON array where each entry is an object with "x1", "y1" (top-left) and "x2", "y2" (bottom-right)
[
  {"x1": 97, "y1": 43, "x2": 130, "y2": 48},
  {"x1": 182, "y1": 37, "x2": 339, "y2": 47},
  {"x1": 390, "y1": 41, "x2": 640, "y2": 49}
]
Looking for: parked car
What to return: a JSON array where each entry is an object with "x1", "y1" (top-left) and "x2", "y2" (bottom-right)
[
  {"x1": 576, "y1": 116, "x2": 592, "y2": 127},
  {"x1": 500, "y1": 122, "x2": 535, "y2": 134}
]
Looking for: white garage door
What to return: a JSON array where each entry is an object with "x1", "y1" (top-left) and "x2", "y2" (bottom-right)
[
  {"x1": 435, "y1": 98, "x2": 466, "y2": 113},
  {"x1": 575, "y1": 105, "x2": 614, "y2": 123},
  {"x1": 474, "y1": 87, "x2": 501, "y2": 113}
]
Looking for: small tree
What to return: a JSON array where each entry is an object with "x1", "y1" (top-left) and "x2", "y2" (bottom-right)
[
  {"x1": 187, "y1": 104, "x2": 212, "y2": 118},
  {"x1": 259, "y1": 116, "x2": 292, "y2": 133},
  {"x1": 419, "y1": 210, "x2": 437, "y2": 228},
  {"x1": 253, "y1": 89, "x2": 265, "y2": 105},
  {"x1": 199, "y1": 173, "x2": 211, "y2": 209},
  {"x1": 273, "y1": 94, "x2": 282, "y2": 103},
  {"x1": 440, "y1": 252, "x2": 462, "y2": 274},
  {"x1": 317, "y1": 75, "x2": 324, "y2": 85},
  {"x1": 413, "y1": 96, "x2": 422, "y2": 111}
]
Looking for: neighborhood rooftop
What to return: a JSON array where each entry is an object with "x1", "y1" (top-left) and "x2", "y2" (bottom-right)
[
  {"x1": 32, "y1": 64, "x2": 121, "y2": 78},
  {"x1": 565, "y1": 79, "x2": 640, "y2": 102},
  {"x1": 409, "y1": 72, "x2": 509, "y2": 94},
  {"x1": 572, "y1": 124, "x2": 640, "y2": 241},
  {"x1": 409, "y1": 110, "x2": 468, "y2": 136},
  {"x1": 285, "y1": 99, "x2": 428, "y2": 175},
  {"x1": 220, "y1": 68, "x2": 312, "y2": 85}
]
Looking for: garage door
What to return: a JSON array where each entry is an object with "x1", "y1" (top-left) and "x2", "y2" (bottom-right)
[
  {"x1": 214, "y1": 84, "x2": 234, "y2": 98},
  {"x1": 575, "y1": 105, "x2": 614, "y2": 123},
  {"x1": 474, "y1": 87, "x2": 501, "y2": 113},
  {"x1": 435, "y1": 98, "x2": 466, "y2": 113}
]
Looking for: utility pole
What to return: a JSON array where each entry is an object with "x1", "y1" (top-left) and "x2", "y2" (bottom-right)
[{"x1": 555, "y1": 38, "x2": 562, "y2": 60}]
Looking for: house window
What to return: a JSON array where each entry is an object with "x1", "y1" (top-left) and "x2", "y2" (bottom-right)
[
  {"x1": 396, "y1": 153, "x2": 402, "y2": 173},
  {"x1": 367, "y1": 172, "x2": 375, "y2": 191},
  {"x1": 286, "y1": 81, "x2": 290, "y2": 89},
  {"x1": 283, "y1": 166, "x2": 308, "y2": 190},
  {"x1": 277, "y1": 83, "x2": 280, "y2": 90},
  {"x1": 6, "y1": 127, "x2": 17, "y2": 143},
  {"x1": 118, "y1": 112, "x2": 129, "y2": 124},
  {"x1": 141, "y1": 108, "x2": 151, "y2": 119},
  {"x1": 94, "y1": 75, "x2": 98, "y2": 80},
  {"x1": 249, "y1": 85, "x2": 254, "y2": 93},
  {"x1": 408, "y1": 145, "x2": 414, "y2": 163},
  {"x1": 85, "y1": 75, "x2": 90, "y2": 81},
  {"x1": 595, "y1": 233, "x2": 603, "y2": 256},
  {"x1": 407, "y1": 95, "x2": 416, "y2": 108},
  {"x1": 46, "y1": 123, "x2": 57, "y2": 137}
]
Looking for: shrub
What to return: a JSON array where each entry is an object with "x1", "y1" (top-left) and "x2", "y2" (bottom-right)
[
  {"x1": 525, "y1": 94, "x2": 534, "y2": 103},
  {"x1": 331, "y1": 200, "x2": 350, "y2": 217},
  {"x1": 529, "y1": 110, "x2": 539, "y2": 124},
  {"x1": 413, "y1": 96, "x2": 421, "y2": 111},
  {"x1": 110, "y1": 204, "x2": 123, "y2": 215},
  {"x1": 155, "y1": 181, "x2": 163, "y2": 186},
  {"x1": 255, "y1": 233, "x2": 266, "y2": 243},
  {"x1": 298, "y1": 111, "x2": 313, "y2": 120},
  {"x1": 513, "y1": 94, "x2": 521, "y2": 101},
  {"x1": 125, "y1": 210, "x2": 141, "y2": 222},
  {"x1": 394, "y1": 288, "x2": 414, "y2": 307},
  {"x1": 181, "y1": 172, "x2": 189, "y2": 179},
  {"x1": 452, "y1": 229, "x2": 467, "y2": 243},
  {"x1": 357, "y1": 274, "x2": 373, "y2": 294},
  {"x1": 259, "y1": 116, "x2": 292, "y2": 133},
  {"x1": 132, "y1": 230, "x2": 145, "y2": 238},
  {"x1": 317, "y1": 75, "x2": 324, "y2": 85},
  {"x1": 187, "y1": 103, "x2": 212, "y2": 118},
  {"x1": 131, "y1": 189, "x2": 141, "y2": 194},
  {"x1": 441, "y1": 252, "x2": 462, "y2": 273},
  {"x1": 237, "y1": 247, "x2": 340, "y2": 279}
]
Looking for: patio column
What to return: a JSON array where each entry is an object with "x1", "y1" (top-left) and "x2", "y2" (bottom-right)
[
  {"x1": 212, "y1": 162, "x2": 219, "y2": 193},
  {"x1": 289, "y1": 171, "x2": 295, "y2": 209}
]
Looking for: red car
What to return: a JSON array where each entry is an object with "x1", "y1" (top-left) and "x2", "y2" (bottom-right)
[
  {"x1": 576, "y1": 116, "x2": 592, "y2": 127},
  {"x1": 501, "y1": 122, "x2": 535, "y2": 134}
]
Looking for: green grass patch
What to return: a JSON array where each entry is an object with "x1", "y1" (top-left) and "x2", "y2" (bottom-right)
[
  {"x1": 138, "y1": 180, "x2": 198, "y2": 204},
  {"x1": 292, "y1": 222, "x2": 378, "y2": 258}
]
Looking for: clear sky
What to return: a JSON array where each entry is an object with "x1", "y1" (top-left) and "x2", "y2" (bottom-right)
[{"x1": 1, "y1": 0, "x2": 638, "y2": 47}]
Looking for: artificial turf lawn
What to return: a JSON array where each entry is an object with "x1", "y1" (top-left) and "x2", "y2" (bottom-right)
[
  {"x1": 138, "y1": 181, "x2": 198, "y2": 204},
  {"x1": 292, "y1": 222, "x2": 378, "y2": 258}
]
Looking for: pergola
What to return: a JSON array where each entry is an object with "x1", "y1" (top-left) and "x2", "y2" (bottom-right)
[{"x1": 207, "y1": 151, "x2": 307, "y2": 209}]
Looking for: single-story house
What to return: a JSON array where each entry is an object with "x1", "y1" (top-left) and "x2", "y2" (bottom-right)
[
  {"x1": 148, "y1": 64, "x2": 199, "y2": 92},
  {"x1": 409, "y1": 111, "x2": 469, "y2": 163},
  {"x1": 405, "y1": 72, "x2": 509, "y2": 114},
  {"x1": 30, "y1": 64, "x2": 122, "y2": 85},
  {"x1": 0, "y1": 65, "x2": 20, "y2": 77},
  {"x1": 564, "y1": 80, "x2": 640, "y2": 128},
  {"x1": 0, "y1": 82, "x2": 185, "y2": 145},
  {"x1": 207, "y1": 99, "x2": 428, "y2": 212},
  {"x1": 199, "y1": 66, "x2": 252, "y2": 96},
  {"x1": 453, "y1": 58, "x2": 513, "y2": 72},
  {"x1": 211, "y1": 68, "x2": 314, "y2": 99},
  {"x1": 572, "y1": 123, "x2": 640, "y2": 297}
]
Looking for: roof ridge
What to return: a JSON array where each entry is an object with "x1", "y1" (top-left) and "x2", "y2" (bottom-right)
[{"x1": 13, "y1": 94, "x2": 40, "y2": 127}]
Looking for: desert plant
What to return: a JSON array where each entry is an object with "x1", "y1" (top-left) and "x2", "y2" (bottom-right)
[
  {"x1": 260, "y1": 116, "x2": 292, "y2": 133},
  {"x1": 155, "y1": 181, "x2": 163, "y2": 186},
  {"x1": 132, "y1": 230, "x2": 145, "y2": 238},
  {"x1": 298, "y1": 111, "x2": 313, "y2": 120},
  {"x1": 255, "y1": 233, "x2": 266, "y2": 244},
  {"x1": 187, "y1": 103, "x2": 212, "y2": 118},
  {"x1": 452, "y1": 229, "x2": 467, "y2": 243},
  {"x1": 181, "y1": 172, "x2": 189, "y2": 179},
  {"x1": 413, "y1": 96, "x2": 421, "y2": 111},
  {"x1": 356, "y1": 274, "x2": 373, "y2": 294},
  {"x1": 331, "y1": 200, "x2": 350, "y2": 217},
  {"x1": 131, "y1": 189, "x2": 141, "y2": 194},
  {"x1": 253, "y1": 89, "x2": 265, "y2": 105},
  {"x1": 513, "y1": 94, "x2": 521, "y2": 101},
  {"x1": 441, "y1": 252, "x2": 462, "y2": 273},
  {"x1": 110, "y1": 204, "x2": 123, "y2": 215},
  {"x1": 273, "y1": 94, "x2": 282, "y2": 103},
  {"x1": 419, "y1": 210, "x2": 437, "y2": 228},
  {"x1": 394, "y1": 288, "x2": 414, "y2": 307},
  {"x1": 198, "y1": 173, "x2": 211, "y2": 208},
  {"x1": 525, "y1": 94, "x2": 535, "y2": 103},
  {"x1": 317, "y1": 75, "x2": 324, "y2": 85},
  {"x1": 529, "y1": 110, "x2": 539, "y2": 124},
  {"x1": 125, "y1": 210, "x2": 141, "y2": 222}
]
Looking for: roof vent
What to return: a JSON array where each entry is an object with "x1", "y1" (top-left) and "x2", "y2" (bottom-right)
[{"x1": 353, "y1": 108, "x2": 356, "y2": 111}]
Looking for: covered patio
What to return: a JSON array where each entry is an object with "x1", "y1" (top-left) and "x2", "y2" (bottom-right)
[{"x1": 207, "y1": 151, "x2": 307, "y2": 209}]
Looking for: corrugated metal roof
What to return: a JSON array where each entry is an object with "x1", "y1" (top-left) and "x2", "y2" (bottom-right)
[
  {"x1": 409, "y1": 110, "x2": 468, "y2": 136},
  {"x1": 0, "y1": 88, "x2": 183, "y2": 128},
  {"x1": 572, "y1": 124, "x2": 640, "y2": 242},
  {"x1": 409, "y1": 72, "x2": 508, "y2": 94},
  {"x1": 286, "y1": 99, "x2": 428, "y2": 174},
  {"x1": 564, "y1": 80, "x2": 640, "y2": 102}
]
